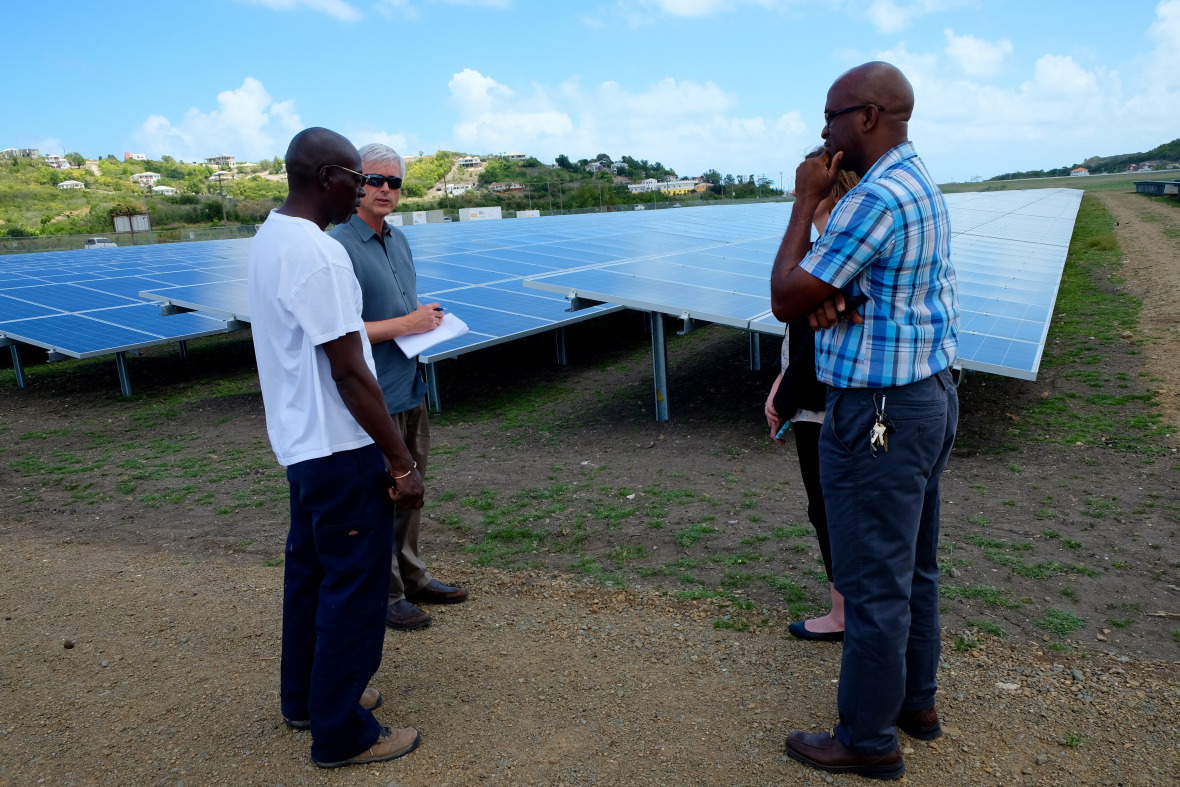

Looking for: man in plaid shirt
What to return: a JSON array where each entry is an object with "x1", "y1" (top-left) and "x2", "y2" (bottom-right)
[{"x1": 771, "y1": 61, "x2": 959, "y2": 780}]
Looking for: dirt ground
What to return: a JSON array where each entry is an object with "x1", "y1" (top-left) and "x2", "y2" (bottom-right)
[{"x1": 1, "y1": 191, "x2": 1179, "y2": 785}]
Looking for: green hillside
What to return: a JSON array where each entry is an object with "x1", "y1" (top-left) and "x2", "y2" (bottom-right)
[{"x1": 989, "y1": 138, "x2": 1180, "y2": 181}]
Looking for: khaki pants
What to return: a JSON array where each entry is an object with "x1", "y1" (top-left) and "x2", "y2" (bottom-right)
[{"x1": 383, "y1": 398, "x2": 433, "y2": 602}]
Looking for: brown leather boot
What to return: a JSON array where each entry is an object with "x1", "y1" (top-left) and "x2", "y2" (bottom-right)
[
  {"x1": 897, "y1": 706, "x2": 942, "y2": 740},
  {"x1": 785, "y1": 730, "x2": 905, "y2": 780}
]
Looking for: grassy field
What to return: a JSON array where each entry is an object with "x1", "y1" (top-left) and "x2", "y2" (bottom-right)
[{"x1": 940, "y1": 169, "x2": 1179, "y2": 194}]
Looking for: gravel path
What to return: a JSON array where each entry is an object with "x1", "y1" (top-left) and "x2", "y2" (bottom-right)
[{"x1": 3, "y1": 534, "x2": 1177, "y2": 786}]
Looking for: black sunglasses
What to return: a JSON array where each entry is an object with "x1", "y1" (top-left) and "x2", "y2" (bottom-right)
[
  {"x1": 824, "y1": 104, "x2": 886, "y2": 128},
  {"x1": 362, "y1": 174, "x2": 403, "y2": 190},
  {"x1": 322, "y1": 163, "x2": 366, "y2": 185}
]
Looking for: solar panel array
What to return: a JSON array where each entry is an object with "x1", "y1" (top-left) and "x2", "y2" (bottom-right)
[
  {"x1": 0, "y1": 241, "x2": 244, "y2": 361},
  {"x1": 2, "y1": 189, "x2": 1082, "y2": 400},
  {"x1": 140, "y1": 210, "x2": 790, "y2": 363},
  {"x1": 525, "y1": 189, "x2": 1084, "y2": 381}
]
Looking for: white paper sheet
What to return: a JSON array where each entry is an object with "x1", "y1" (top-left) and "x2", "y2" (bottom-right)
[{"x1": 394, "y1": 312, "x2": 470, "y2": 358}]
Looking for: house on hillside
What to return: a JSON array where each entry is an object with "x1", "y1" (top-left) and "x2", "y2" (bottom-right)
[
  {"x1": 152, "y1": 185, "x2": 178, "y2": 196},
  {"x1": 131, "y1": 172, "x2": 161, "y2": 187},
  {"x1": 2, "y1": 148, "x2": 40, "y2": 158},
  {"x1": 44, "y1": 155, "x2": 71, "y2": 169},
  {"x1": 124, "y1": 152, "x2": 147, "y2": 161},
  {"x1": 457, "y1": 156, "x2": 481, "y2": 168},
  {"x1": 1070, "y1": 167, "x2": 1089, "y2": 177},
  {"x1": 488, "y1": 181, "x2": 524, "y2": 193},
  {"x1": 505, "y1": 152, "x2": 527, "y2": 162},
  {"x1": 205, "y1": 155, "x2": 236, "y2": 169},
  {"x1": 446, "y1": 183, "x2": 473, "y2": 195},
  {"x1": 57, "y1": 180, "x2": 85, "y2": 190},
  {"x1": 627, "y1": 178, "x2": 697, "y2": 196}
]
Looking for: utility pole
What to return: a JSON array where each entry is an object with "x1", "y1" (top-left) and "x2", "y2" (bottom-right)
[
  {"x1": 546, "y1": 180, "x2": 553, "y2": 213},
  {"x1": 779, "y1": 171, "x2": 783, "y2": 196}
]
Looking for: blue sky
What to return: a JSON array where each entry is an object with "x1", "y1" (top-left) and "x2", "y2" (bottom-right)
[{"x1": 4, "y1": 1, "x2": 1178, "y2": 182}]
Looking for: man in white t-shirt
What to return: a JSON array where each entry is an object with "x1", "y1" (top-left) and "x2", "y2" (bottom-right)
[{"x1": 247, "y1": 127, "x2": 424, "y2": 769}]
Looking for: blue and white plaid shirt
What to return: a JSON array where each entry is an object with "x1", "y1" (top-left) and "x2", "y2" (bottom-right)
[{"x1": 799, "y1": 142, "x2": 958, "y2": 389}]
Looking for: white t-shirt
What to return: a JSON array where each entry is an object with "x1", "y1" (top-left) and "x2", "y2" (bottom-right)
[{"x1": 248, "y1": 211, "x2": 377, "y2": 466}]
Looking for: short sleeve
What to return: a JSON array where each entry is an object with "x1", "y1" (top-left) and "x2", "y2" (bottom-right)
[
  {"x1": 799, "y1": 188, "x2": 893, "y2": 290},
  {"x1": 289, "y1": 257, "x2": 364, "y2": 347}
]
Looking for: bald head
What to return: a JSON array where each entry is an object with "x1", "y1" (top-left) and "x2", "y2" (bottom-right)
[
  {"x1": 285, "y1": 127, "x2": 361, "y2": 190},
  {"x1": 832, "y1": 61, "x2": 913, "y2": 123},
  {"x1": 820, "y1": 61, "x2": 913, "y2": 176}
]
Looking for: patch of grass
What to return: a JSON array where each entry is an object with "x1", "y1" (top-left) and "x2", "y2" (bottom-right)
[
  {"x1": 18, "y1": 429, "x2": 72, "y2": 440},
  {"x1": 466, "y1": 525, "x2": 547, "y2": 567},
  {"x1": 967, "y1": 514, "x2": 990, "y2": 526},
  {"x1": 1041, "y1": 529, "x2": 1060, "y2": 539},
  {"x1": 1062, "y1": 539, "x2": 1082, "y2": 549},
  {"x1": 969, "y1": 619, "x2": 1006, "y2": 638},
  {"x1": 1066, "y1": 734, "x2": 1083, "y2": 749},
  {"x1": 674, "y1": 521, "x2": 720, "y2": 547},
  {"x1": 1105, "y1": 618, "x2": 1133, "y2": 629},
  {"x1": 605, "y1": 545, "x2": 647, "y2": 568},
  {"x1": 711, "y1": 551, "x2": 768, "y2": 567},
  {"x1": 592, "y1": 504, "x2": 638, "y2": 529},
  {"x1": 941, "y1": 583, "x2": 1021, "y2": 609},
  {"x1": 264, "y1": 557, "x2": 284, "y2": 567},
  {"x1": 569, "y1": 557, "x2": 624, "y2": 587},
  {"x1": 1084, "y1": 497, "x2": 1118, "y2": 518},
  {"x1": 1034, "y1": 609, "x2": 1085, "y2": 637},
  {"x1": 1061, "y1": 587, "x2": 1080, "y2": 602},
  {"x1": 741, "y1": 534, "x2": 769, "y2": 545},
  {"x1": 772, "y1": 525, "x2": 813, "y2": 539},
  {"x1": 136, "y1": 484, "x2": 199, "y2": 507}
]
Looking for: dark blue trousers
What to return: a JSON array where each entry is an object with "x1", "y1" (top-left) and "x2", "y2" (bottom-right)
[
  {"x1": 280, "y1": 443, "x2": 394, "y2": 763},
  {"x1": 819, "y1": 369, "x2": 957, "y2": 756}
]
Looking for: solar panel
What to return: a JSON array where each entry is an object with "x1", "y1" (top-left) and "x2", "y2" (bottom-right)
[
  {"x1": 0, "y1": 238, "x2": 244, "y2": 393},
  {"x1": 523, "y1": 190, "x2": 1084, "y2": 388}
]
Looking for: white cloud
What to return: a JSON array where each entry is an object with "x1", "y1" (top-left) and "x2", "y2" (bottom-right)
[
  {"x1": 133, "y1": 78, "x2": 304, "y2": 162},
  {"x1": 238, "y1": 0, "x2": 361, "y2": 22},
  {"x1": 943, "y1": 28, "x2": 1012, "y2": 78},
  {"x1": 443, "y1": 69, "x2": 812, "y2": 177},
  {"x1": 858, "y1": 0, "x2": 961, "y2": 34}
]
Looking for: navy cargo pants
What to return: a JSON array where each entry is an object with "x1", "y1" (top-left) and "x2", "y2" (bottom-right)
[
  {"x1": 280, "y1": 442, "x2": 394, "y2": 763},
  {"x1": 820, "y1": 369, "x2": 958, "y2": 756}
]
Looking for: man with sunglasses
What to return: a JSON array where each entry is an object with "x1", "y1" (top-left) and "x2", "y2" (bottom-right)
[
  {"x1": 249, "y1": 128, "x2": 424, "y2": 767},
  {"x1": 770, "y1": 62, "x2": 959, "y2": 780},
  {"x1": 330, "y1": 142, "x2": 469, "y2": 633}
]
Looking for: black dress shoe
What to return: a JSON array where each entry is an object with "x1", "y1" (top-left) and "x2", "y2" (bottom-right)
[
  {"x1": 788, "y1": 620, "x2": 844, "y2": 642},
  {"x1": 785, "y1": 730, "x2": 905, "y2": 780},
  {"x1": 406, "y1": 579, "x2": 469, "y2": 605},
  {"x1": 386, "y1": 599, "x2": 431, "y2": 631}
]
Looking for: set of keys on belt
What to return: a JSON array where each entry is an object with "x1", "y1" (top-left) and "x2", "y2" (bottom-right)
[{"x1": 869, "y1": 392, "x2": 896, "y2": 457}]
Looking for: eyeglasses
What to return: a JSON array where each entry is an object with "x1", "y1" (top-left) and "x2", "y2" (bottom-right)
[
  {"x1": 322, "y1": 163, "x2": 366, "y2": 184},
  {"x1": 823, "y1": 104, "x2": 886, "y2": 128},
  {"x1": 362, "y1": 174, "x2": 403, "y2": 190}
]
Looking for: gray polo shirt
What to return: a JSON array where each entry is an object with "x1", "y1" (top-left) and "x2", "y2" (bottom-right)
[{"x1": 328, "y1": 214, "x2": 428, "y2": 415}]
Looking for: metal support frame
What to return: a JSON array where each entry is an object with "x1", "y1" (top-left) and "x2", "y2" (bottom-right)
[
  {"x1": 177, "y1": 340, "x2": 189, "y2": 360},
  {"x1": 160, "y1": 303, "x2": 195, "y2": 316},
  {"x1": 677, "y1": 311, "x2": 701, "y2": 336},
  {"x1": 748, "y1": 331, "x2": 761, "y2": 371},
  {"x1": 2, "y1": 339, "x2": 26, "y2": 388},
  {"x1": 649, "y1": 311, "x2": 669, "y2": 422},
  {"x1": 115, "y1": 351, "x2": 132, "y2": 397},
  {"x1": 47, "y1": 350, "x2": 66, "y2": 363},
  {"x1": 425, "y1": 362, "x2": 441, "y2": 413},
  {"x1": 555, "y1": 327, "x2": 568, "y2": 366}
]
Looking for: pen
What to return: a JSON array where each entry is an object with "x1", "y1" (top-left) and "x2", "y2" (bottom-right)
[{"x1": 434, "y1": 306, "x2": 444, "y2": 311}]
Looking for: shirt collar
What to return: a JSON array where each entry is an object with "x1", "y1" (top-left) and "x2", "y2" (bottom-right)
[
  {"x1": 859, "y1": 141, "x2": 917, "y2": 186},
  {"x1": 347, "y1": 212, "x2": 390, "y2": 242}
]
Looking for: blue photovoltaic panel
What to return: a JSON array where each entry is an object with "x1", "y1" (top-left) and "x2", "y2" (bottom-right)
[
  {"x1": 139, "y1": 282, "x2": 251, "y2": 322},
  {"x1": 0, "y1": 294, "x2": 63, "y2": 322},
  {"x1": 0, "y1": 238, "x2": 242, "y2": 358},
  {"x1": 524, "y1": 190, "x2": 1084, "y2": 381},
  {"x1": 2, "y1": 283, "x2": 140, "y2": 312},
  {"x1": 0, "y1": 314, "x2": 159, "y2": 357},
  {"x1": 82, "y1": 303, "x2": 228, "y2": 339}
]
